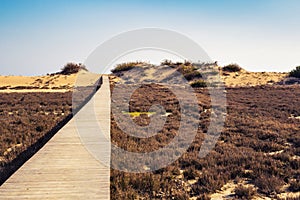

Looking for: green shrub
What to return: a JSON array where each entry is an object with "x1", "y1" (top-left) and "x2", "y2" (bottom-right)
[
  {"x1": 60, "y1": 63, "x2": 87, "y2": 75},
  {"x1": 190, "y1": 80, "x2": 207, "y2": 88},
  {"x1": 289, "y1": 66, "x2": 300, "y2": 78},
  {"x1": 222, "y1": 64, "x2": 241, "y2": 72},
  {"x1": 234, "y1": 184, "x2": 256, "y2": 199}
]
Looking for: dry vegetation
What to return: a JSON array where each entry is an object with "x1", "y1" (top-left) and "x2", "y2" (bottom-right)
[
  {"x1": 58, "y1": 62, "x2": 87, "y2": 75},
  {"x1": 0, "y1": 62, "x2": 299, "y2": 199},
  {"x1": 0, "y1": 92, "x2": 72, "y2": 184},
  {"x1": 0, "y1": 64, "x2": 100, "y2": 185},
  {"x1": 289, "y1": 66, "x2": 300, "y2": 78},
  {"x1": 110, "y1": 71, "x2": 300, "y2": 199},
  {"x1": 222, "y1": 63, "x2": 242, "y2": 72}
]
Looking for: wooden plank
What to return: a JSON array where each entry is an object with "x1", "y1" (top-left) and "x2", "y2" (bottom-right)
[{"x1": 0, "y1": 76, "x2": 111, "y2": 200}]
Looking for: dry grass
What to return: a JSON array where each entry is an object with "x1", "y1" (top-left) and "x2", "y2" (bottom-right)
[
  {"x1": 109, "y1": 73, "x2": 300, "y2": 199},
  {"x1": 0, "y1": 92, "x2": 72, "y2": 184}
]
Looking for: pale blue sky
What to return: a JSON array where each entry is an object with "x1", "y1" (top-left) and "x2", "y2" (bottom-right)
[{"x1": 0, "y1": 0, "x2": 300, "y2": 75}]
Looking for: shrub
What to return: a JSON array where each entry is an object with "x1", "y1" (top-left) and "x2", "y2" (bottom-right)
[
  {"x1": 183, "y1": 167, "x2": 198, "y2": 180},
  {"x1": 184, "y1": 71, "x2": 202, "y2": 81},
  {"x1": 222, "y1": 64, "x2": 241, "y2": 72},
  {"x1": 35, "y1": 126, "x2": 44, "y2": 132},
  {"x1": 161, "y1": 59, "x2": 173, "y2": 66},
  {"x1": 196, "y1": 194, "x2": 210, "y2": 200},
  {"x1": 289, "y1": 179, "x2": 300, "y2": 192},
  {"x1": 283, "y1": 197, "x2": 300, "y2": 200},
  {"x1": 173, "y1": 193, "x2": 189, "y2": 200},
  {"x1": 111, "y1": 62, "x2": 144, "y2": 73},
  {"x1": 254, "y1": 175, "x2": 284, "y2": 194},
  {"x1": 60, "y1": 63, "x2": 87, "y2": 75},
  {"x1": 190, "y1": 80, "x2": 207, "y2": 88},
  {"x1": 234, "y1": 184, "x2": 256, "y2": 199},
  {"x1": 172, "y1": 167, "x2": 181, "y2": 176},
  {"x1": 184, "y1": 60, "x2": 192, "y2": 66},
  {"x1": 289, "y1": 66, "x2": 300, "y2": 78}
]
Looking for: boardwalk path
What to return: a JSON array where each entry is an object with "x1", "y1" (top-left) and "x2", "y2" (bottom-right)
[{"x1": 0, "y1": 76, "x2": 111, "y2": 199}]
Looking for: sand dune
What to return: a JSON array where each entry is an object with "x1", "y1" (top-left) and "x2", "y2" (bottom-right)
[
  {"x1": 0, "y1": 70, "x2": 101, "y2": 93},
  {"x1": 0, "y1": 67, "x2": 290, "y2": 93},
  {"x1": 221, "y1": 69, "x2": 288, "y2": 87}
]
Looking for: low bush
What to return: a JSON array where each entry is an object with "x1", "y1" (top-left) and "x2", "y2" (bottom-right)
[
  {"x1": 190, "y1": 80, "x2": 207, "y2": 88},
  {"x1": 196, "y1": 194, "x2": 210, "y2": 200},
  {"x1": 183, "y1": 167, "x2": 198, "y2": 180},
  {"x1": 173, "y1": 193, "x2": 189, "y2": 200},
  {"x1": 289, "y1": 179, "x2": 300, "y2": 192},
  {"x1": 184, "y1": 71, "x2": 202, "y2": 81},
  {"x1": 254, "y1": 175, "x2": 284, "y2": 194},
  {"x1": 289, "y1": 66, "x2": 300, "y2": 78},
  {"x1": 161, "y1": 59, "x2": 173, "y2": 66},
  {"x1": 109, "y1": 81, "x2": 300, "y2": 199},
  {"x1": 222, "y1": 64, "x2": 242, "y2": 72},
  {"x1": 234, "y1": 184, "x2": 256, "y2": 199},
  {"x1": 60, "y1": 63, "x2": 87, "y2": 75},
  {"x1": 111, "y1": 62, "x2": 144, "y2": 73}
]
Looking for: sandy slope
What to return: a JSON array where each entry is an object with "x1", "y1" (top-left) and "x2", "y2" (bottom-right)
[
  {"x1": 0, "y1": 67, "x2": 289, "y2": 93},
  {"x1": 221, "y1": 69, "x2": 288, "y2": 87},
  {"x1": 110, "y1": 69, "x2": 288, "y2": 87},
  {"x1": 0, "y1": 71, "x2": 101, "y2": 93}
]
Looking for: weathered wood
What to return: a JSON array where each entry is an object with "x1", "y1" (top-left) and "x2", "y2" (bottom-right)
[{"x1": 0, "y1": 76, "x2": 111, "y2": 199}]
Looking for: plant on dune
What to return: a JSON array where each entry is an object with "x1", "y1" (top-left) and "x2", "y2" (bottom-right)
[
  {"x1": 60, "y1": 62, "x2": 87, "y2": 75},
  {"x1": 111, "y1": 62, "x2": 145, "y2": 73},
  {"x1": 161, "y1": 59, "x2": 173, "y2": 66},
  {"x1": 190, "y1": 80, "x2": 207, "y2": 88},
  {"x1": 222, "y1": 64, "x2": 242, "y2": 72},
  {"x1": 234, "y1": 184, "x2": 256, "y2": 199},
  {"x1": 289, "y1": 66, "x2": 300, "y2": 78}
]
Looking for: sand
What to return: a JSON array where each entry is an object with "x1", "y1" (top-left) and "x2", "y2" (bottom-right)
[
  {"x1": 0, "y1": 70, "x2": 101, "y2": 93},
  {"x1": 221, "y1": 69, "x2": 288, "y2": 87},
  {"x1": 0, "y1": 68, "x2": 290, "y2": 93}
]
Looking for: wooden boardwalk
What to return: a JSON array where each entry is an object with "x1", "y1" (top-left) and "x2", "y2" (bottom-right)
[{"x1": 0, "y1": 76, "x2": 111, "y2": 199}]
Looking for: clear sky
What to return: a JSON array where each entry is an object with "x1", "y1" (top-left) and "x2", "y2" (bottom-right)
[{"x1": 0, "y1": 0, "x2": 300, "y2": 75}]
